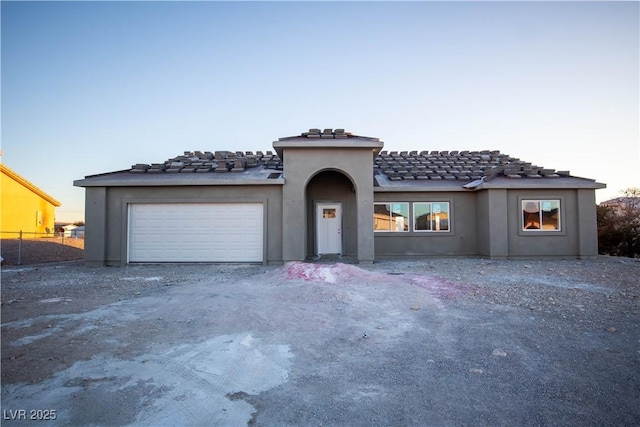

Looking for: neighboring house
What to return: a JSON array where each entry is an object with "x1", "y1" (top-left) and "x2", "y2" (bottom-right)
[
  {"x1": 70, "y1": 226, "x2": 85, "y2": 238},
  {"x1": 1, "y1": 163, "x2": 61, "y2": 239},
  {"x1": 57, "y1": 224, "x2": 78, "y2": 237},
  {"x1": 599, "y1": 197, "x2": 640, "y2": 215},
  {"x1": 74, "y1": 129, "x2": 605, "y2": 266}
]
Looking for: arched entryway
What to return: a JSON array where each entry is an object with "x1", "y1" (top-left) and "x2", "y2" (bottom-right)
[{"x1": 305, "y1": 170, "x2": 357, "y2": 259}]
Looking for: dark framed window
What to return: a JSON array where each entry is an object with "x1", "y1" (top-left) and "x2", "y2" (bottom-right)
[
  {"x1": 414, "y1": 202, "x2": 450, "y2": 232},
  {"x1": 522, "y1": 199, "x2": 561, "y2": 231},
  {"x1": 374, "y1": 203, "x2": 409, "y2": 232}
]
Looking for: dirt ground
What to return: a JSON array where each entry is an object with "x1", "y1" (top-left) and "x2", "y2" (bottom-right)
[
  {"x1": 1, "y1": 238, "x2": 84, "y2": 266},
  {"x1": 1, "y1": 257, "x2": 639, "y2": 426}
]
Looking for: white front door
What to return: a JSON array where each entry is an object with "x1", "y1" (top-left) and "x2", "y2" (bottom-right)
[{"x1": 316, "y1": 203, "x2": 342, "y2": 255}]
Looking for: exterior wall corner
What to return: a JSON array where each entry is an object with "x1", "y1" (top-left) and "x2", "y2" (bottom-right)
[
  {"x1": 486, "y1": 189, "x2": 509, "y2": 258},
  {"x1": 84, "y1": 187, "x2": 108, "y2": 266},
  {"x1": 576, "y1": 189, "x2": 599, "y2": 257}
]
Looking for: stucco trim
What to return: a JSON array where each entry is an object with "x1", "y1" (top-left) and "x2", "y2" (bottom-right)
[
  {"x1": 305, "y1": 168, "x2": 358, "y2": 192},
  {"x1": 74, "y1": 174, "x2": 284, "y2": 187},
  {"x1": 374, "y1": 177, "x2": 606, "y2": 192},
  {"x1": 273, "y1": 137, "x2": 383, "y2": 159}
]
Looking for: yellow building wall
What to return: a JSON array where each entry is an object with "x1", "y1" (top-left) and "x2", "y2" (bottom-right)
[{"x1": 1, "y1": 169, "x2": 59, "y2": 238}]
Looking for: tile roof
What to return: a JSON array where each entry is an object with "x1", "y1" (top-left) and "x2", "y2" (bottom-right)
[
  {"x1": 277, "y1": 128, "x2": 380, "y2": 141},
  {"x1": 126, "y1": 129, "x2": 566, "y2": 183},
  {"x1": 129, "y1": 150, "x2": 283, "y2": 175},
  {"x1": 374, "y1": 149, "x2": 565, "y2": 183}
]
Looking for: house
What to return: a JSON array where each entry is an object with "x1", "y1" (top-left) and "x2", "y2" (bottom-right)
[
  {"x1": 1, "y1": 163, "x2": 61, "y2": 239},
  {"x1": 74, "y1": 129, "x2": 605, "y2": 266},
  {"x1": 599, "y1": 197, "x2": 640, "y2": 215},
  {"x1": 56, "y1": 224, "x2": 78, "y2": 237},
  {"x1": 70, "y1": 226, "x2": 85, "y2": 238}
]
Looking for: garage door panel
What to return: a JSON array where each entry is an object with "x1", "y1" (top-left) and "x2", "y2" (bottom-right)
[{"x1": 128, "y1": 203, "x2": 263, "y2": 262}]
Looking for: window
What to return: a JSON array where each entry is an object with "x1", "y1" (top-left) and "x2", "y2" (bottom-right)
[
  {"x1": 414, "y1": 202, "x2": 450, "y2": 232},
  {"x1": 522, "y1": 199, "x2": 560, "y2": 231},
  {"x1": 374, "y1": 203, "x2": 409, "y2": 232},
  {"x1": 323, "y1": 208, "x2": 336, "y2": 218}
]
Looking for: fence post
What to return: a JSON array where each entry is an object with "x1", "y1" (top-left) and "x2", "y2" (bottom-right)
[
  {"x1": 18, "y1": 230, "x2": 23, "y2": 265},
  {"x1": 61, "y1": 230, "x2": 64, "y2": 246}
]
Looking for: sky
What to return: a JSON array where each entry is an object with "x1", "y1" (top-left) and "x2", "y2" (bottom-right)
[{"x1": 2, "y1": 1, "x2": 638, "y2": 223}]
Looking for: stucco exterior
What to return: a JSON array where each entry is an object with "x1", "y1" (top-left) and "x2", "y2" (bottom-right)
[
  {"x1": 274, "y1": 136, "x2": 383, "y2": 264},
  {"x1": 1, "y1": 164, "x2": 61, "y2": 238},
  {"x1": 371, "y1": 187, "x2": 600, "y2": 260},
  {"x1": 82, "y1": 185, "x2": 283, "y2": 267},
  {"x1": 75, "y1": 129, "x2": 605, "y2": 265},
  {"x1": 373, "y1": 191, "x2": 479, "y2": 258}
]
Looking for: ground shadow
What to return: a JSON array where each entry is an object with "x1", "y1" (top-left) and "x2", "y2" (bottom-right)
[{"x1": 1, "y1": 238, "x2": 84, "y2": 265}]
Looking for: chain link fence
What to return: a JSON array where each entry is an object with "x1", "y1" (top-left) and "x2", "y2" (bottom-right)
[{"x1": 1, "y1": 231, "x2": 84, "y2": 266}]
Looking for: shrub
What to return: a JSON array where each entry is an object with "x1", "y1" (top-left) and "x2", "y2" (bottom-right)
[{"x1": 597, "y1": 188, "x2": 640, "y2": 258}]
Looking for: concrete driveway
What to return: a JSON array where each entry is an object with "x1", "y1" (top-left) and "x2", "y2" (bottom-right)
[{"x1": 1, "y1": 258, "x2": 639, "y2": 426}]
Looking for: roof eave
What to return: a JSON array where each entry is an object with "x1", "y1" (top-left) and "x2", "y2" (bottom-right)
[
  {"x1": 74, "y1": 175, "x2": 285, "y2": 187},
  {"x1": 273, "y1": 137, "x2": 384, "y2": 160},
  {"x1": 374, "y1": 177, "x2": 606, "y2": 192},
  {"x1": 480, "y1": 177, "x2": 606, "y2": 190},
  {"x1": 1, "y1": 163, "x2": 62, "y2": 206}
]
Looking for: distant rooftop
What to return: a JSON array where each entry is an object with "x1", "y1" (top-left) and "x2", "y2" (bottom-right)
[{"x1": 599, "y1": 197, "x2": 640, "y2": 209}]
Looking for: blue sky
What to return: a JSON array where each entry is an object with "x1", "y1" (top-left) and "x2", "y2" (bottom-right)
[{"x1": 2, "y1": 1, "x2": 638, "y2": 223}]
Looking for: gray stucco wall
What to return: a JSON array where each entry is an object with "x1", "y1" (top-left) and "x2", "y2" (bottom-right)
[
  {"x1": 305, "y1": 170, "x2": 357, "y2": 257},
  {"x1": 476, "y1": 191, "x2": 490, "y2": 256},
  {"x1": 84, "y1": 185, "x2": 283, "y2": 266},
  {"x1": 84, "y1": 187, "x2": 108, "y2": 266},
  {"x1": 506, "y1": 189, "x2": 593, "y2": 258},
  {"x1": 477, "y1": 189, "x2": 509, "y2": 259},
  {"x1": 80, "y1": 165, "x2": 600, "y2": 265},
  {"x1": 373, "y1": 191, "x2": 479, "y2": 257},
  {"x1": 506, "y1": 189, "x2": 570, "y2": 257},
  {"x1": 374, "y1": 188, "x2": 599, "y2": 259},
  {"x1": 280, "y1": 147, "x2": 376, "y2": 263},
  {"x1": 576, "y1": 189, "x2": 599, "y2": 258}
]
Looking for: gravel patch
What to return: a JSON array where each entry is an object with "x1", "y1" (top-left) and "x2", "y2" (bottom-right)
[{"x1": 1, "y1": 257, "x2": 639, "y2": 426}]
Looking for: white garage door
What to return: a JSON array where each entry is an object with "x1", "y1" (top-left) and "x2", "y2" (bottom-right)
[{"x1": 128, "y1": 203, "x2": 263, "y2": 263}]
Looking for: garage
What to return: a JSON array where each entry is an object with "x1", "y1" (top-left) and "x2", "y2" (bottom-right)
[{"x1": 128, "y1": 203, "x2": 263, "y2": 263}]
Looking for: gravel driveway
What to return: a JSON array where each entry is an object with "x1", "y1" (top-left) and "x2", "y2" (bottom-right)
[{"x1": 1, "y1": 257, "x2": 639, "y2": 426}]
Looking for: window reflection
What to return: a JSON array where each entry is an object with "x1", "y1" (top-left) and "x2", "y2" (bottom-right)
[
  {"x1": 373, "y1": 203, "x2": 409, "y2": 231},
  {"x1": 522, "y1": 200, "x2": 560, "y2": 231},
  {"x1": 414, "y1": 202, "x2": 449, "y2": 231}
]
